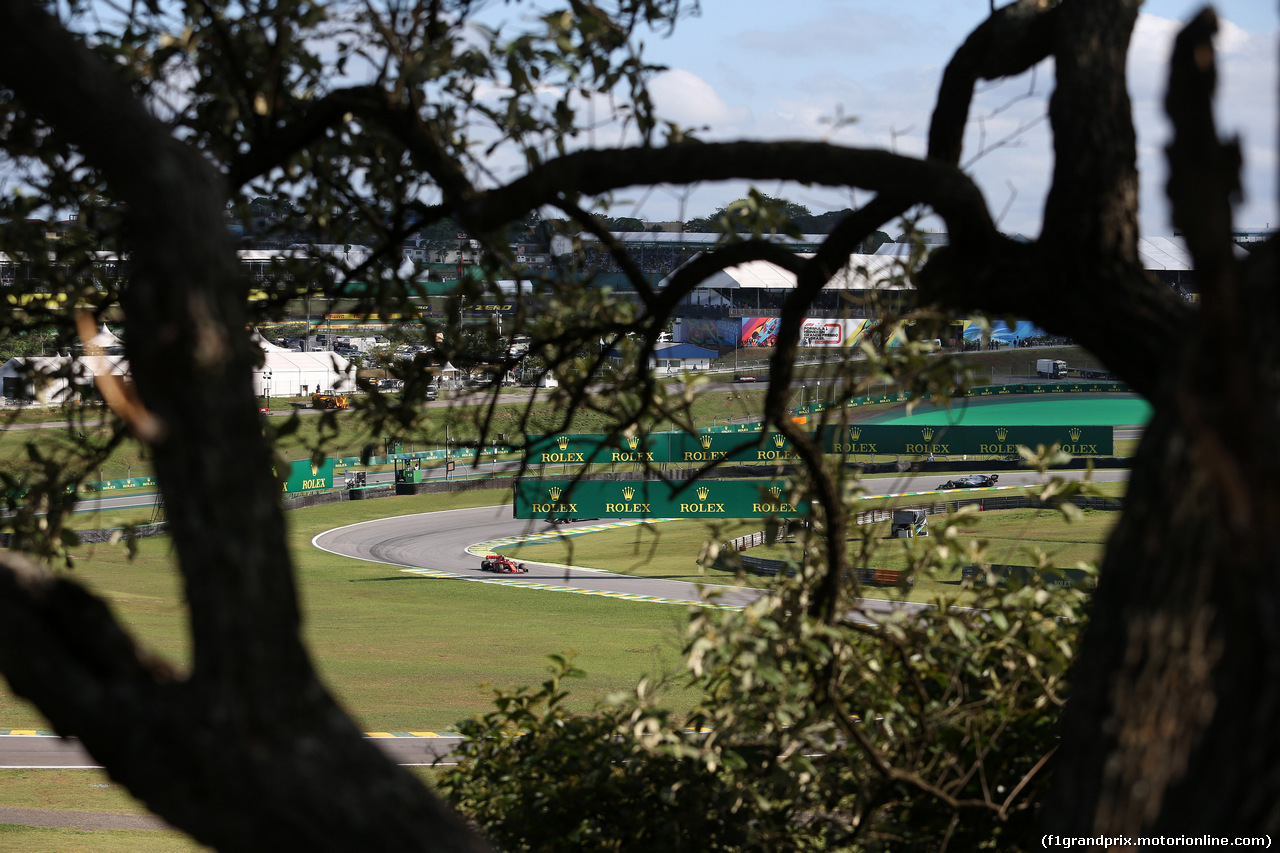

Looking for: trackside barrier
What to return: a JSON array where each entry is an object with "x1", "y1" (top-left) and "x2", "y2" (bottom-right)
[
  {"x1": 333, "y1": 447, "x2": 513, "y2": 469},
  {"x1": 724, "y1": 492, "x2": 1123, "y2": 587},
  {"x1": 728, "y1": 525, "x2": 792, "y2": 551},
  {"x1": 81, "y1": 476, "x2": 159, "y2": 493},
  {"x1": 961, "y1": 564, "x2": 1097, "y2": 591},
  {"x1": 705, "y1": 380, "x2": 1134, "y2": 432},
  {"x1": 717, "y1": 553, "x2": 913, "y2": 588}
]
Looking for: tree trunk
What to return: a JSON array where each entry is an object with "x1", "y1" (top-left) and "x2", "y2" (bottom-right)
[
  {"x1": 1045, "y1": 9, "x2": 1280, "y2": 838},
  {"x1": 0, "y1": 4, "x2": 489, "y2": 850}
]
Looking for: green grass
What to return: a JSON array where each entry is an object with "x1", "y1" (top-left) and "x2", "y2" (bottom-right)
[
  {"x1": 1, "y1": 489, "x2": 699, "y2": 733},
  {"x1": 0, "y1": 824, "x2": 208, "y2": 851},
  {"x1": 0, "y1": 756, "x2": 448, "y2": 831},
  {"x1": 0, "y1": 768, "x2": 207, "y2": 848},
  {"x1": 0, "y1": 770, "x2": 159, "y2": 813},
  {"x1": 495, "y1": 518, "x2": 763, "y2": 584}
]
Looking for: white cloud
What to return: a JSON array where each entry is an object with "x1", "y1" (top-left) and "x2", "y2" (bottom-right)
[
  {"x1": 649, "y1": 69, "x2": 752, "y2": 129},
  {"x1": 1129, "y1": 11, "x2": 1278, "y2": 232},
  {"x1": 590, "y1": 2, "x2": 1276, "y2": 232}
]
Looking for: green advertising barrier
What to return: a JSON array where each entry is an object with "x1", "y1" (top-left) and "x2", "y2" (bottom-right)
[
  {"x1": 526, "y1": 422, "x2": 1111, "y2": 466},
  {"x1": 525, "y1": 433, "x2": 665, "y2": 465},
  {"x1": 334, "y1": 446, "x2": 513, "y2": 468},
  {"x1": 791, "y1": 382, "x2": 1130, "y2": 419},
  {"x1": 965, "y1": 381, "x2": 1130, "y2": 397},
  {"x1": 514, "y1": 479, "x2": 808, "y2": 520},
  {"x1": 820, "y1": 423, "x2": 1112, "y2": 456},
  {"x1": 668, "y1": 430, "x2": 803, "y2": 464},
  {"x1": 721, "y1": 382, "x2": 1131, "y2": 427},
  {"x1": 81, "y1": 476, "x2": 159, "y2": 492},
  {"x1": 280, "y1": 458, "x2": 335, "y2": 494},
  {"x1": 701, "y1": 422, "x2": 766, "y2": 435},
  {"x1": 525, "y1": 431, "x2": 805, "y2": 465}
]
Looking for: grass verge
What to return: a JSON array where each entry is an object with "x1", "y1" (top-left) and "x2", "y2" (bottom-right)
[{"x1": 1, "y1": 489, "x2": 699, "y2": 734}]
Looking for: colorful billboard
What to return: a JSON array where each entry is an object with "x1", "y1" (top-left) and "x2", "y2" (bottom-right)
[
  {"x1": 740, "y1": 318, "x2": 780, "y2": 347},
  {"x1": 739, "y1": 318, "x2": 900, "y2": 348},
  {"x1": 798, "y1": 319, "x2": 870, "y2": 347}
]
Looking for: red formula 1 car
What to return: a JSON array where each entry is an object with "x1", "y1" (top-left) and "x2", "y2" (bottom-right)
[{"x1": 480, "y1": 554, "x2": 528, "y2": 574}]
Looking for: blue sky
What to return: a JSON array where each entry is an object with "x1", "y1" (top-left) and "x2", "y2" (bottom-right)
[{"x1": 552, "y1": 0, "x2": 1278, "y2": 237}]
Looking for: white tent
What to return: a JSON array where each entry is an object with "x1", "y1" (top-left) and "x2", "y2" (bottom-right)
[
  {"x1": 252, "y1": 348, "x2": 352, "y2": 398},
  {"x1": 83, "y1": 323, "x2": 124, "y2": 354},
  {"x1": 250, "y1": 328, "x2": 291, "y2": 352},
  {"x1": 0, "y1": 354, "x2": 128, "y2": 405}
]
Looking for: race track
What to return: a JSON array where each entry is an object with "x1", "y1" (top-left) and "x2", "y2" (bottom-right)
[
  {"x1": 310, "y1": 468, "x2": 1129, "y2": 612},
  {"x1": 1, "y1": 467, "x2": 1129, "y2": 770},
  {"x1": 312, "y1": 504, "x2": 764, "y2": 610}
]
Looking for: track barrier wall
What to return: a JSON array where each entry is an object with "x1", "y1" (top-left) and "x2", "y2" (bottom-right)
[{"x1": 720, "y1": 492, "x2": 1119, "y2": 587}]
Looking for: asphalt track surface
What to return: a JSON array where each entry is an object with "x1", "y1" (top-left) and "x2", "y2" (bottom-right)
[{"x1": 313, "y1": 506, "x2": 766, "y2": 609}]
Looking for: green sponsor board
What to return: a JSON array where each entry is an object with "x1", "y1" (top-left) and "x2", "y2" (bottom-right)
[
  {"x1": 525, "y1": 433, "x2": 664, "y2": 465},
  {"x1": 82, "y1": 476, "x2": 159, "y2": 492},
  {"x1": 821, "y1": 424, "x2": 1113, "y2": 456},
  {"x1": 966, "y1": 382, "x2": 1129, "y2": 397},
  {"x1": 514, "y1": 479, "x2": 808, "y2": 520},
  {"x1": 669, "y1": 431, "x2": 803, "y2": 464},
  {"x1": 700, "y1": 422, "x2": 766, "y2": 434},
  {"x1": 526, "y1": 422, "x2": 1111, "y2": 467},
  {"x1": 280, "y1": 458, "x2": 335, "y2": 494},
  {"x1": 790, "y1": 382, "x2": 1130, "y2": 419},
  {"x1": 526, "y1": 431, "x2": 804, "y2": 465}
]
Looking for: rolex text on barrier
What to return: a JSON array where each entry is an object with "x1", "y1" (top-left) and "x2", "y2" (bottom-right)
[
  {"x1": 525, "y1": 433, "x2": 664, "y2": 465},
  {"x1": 524, "y1": 431, "x2": 802, "y2": 465},
  {"x1": 280, "y1": 458, "x2": 335, "y2": 494},
  {"x1": 821, "y1": 424, "x2": 1112, "y2": 456},
  {"x1": 669, "y1": 431, "x2": 803, "y2": 464},
  {"x1": 513, "y1": 479, "x2": 809, "y2": 520}
]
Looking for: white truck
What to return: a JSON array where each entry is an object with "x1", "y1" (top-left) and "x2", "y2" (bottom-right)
[{"x1": 1037, "y1": 358, "x2": 1068, "y2": 379}]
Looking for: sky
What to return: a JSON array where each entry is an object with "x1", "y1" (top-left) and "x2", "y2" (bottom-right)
[{"x1": 512, "y1": 0, "x2": 1277, "y2": 238}]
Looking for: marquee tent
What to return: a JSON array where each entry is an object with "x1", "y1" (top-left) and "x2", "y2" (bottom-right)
[
  {"x1": 0, "y1": 354, "x2": 128, "y2": 404},
  {"x1": 250, "y1": 329, "x2": 352, "y2": 397}
]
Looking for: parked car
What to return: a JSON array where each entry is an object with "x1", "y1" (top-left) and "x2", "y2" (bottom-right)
[{"x1": 936, "y1": 474, "x2": 1000, "y2": 490}]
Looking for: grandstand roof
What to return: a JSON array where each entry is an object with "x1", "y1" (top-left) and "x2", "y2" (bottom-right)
[
  {"x1": 663, "y1": 253, "x2": 915, "y2": 292},
  {"x1": 872, "y1": 234, "x2": 1205, "y2": 270},
  {"x1": 580, "y1": 231, "x2": 826, "y2": 250},
  {"x1": 654, "y1": 343, "x2": 718, "y2": 360}
]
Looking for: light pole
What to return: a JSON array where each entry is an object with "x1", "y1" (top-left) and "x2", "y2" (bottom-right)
[{"x1": 733, "y1": 322, "x2": 738, "y2": 378}]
